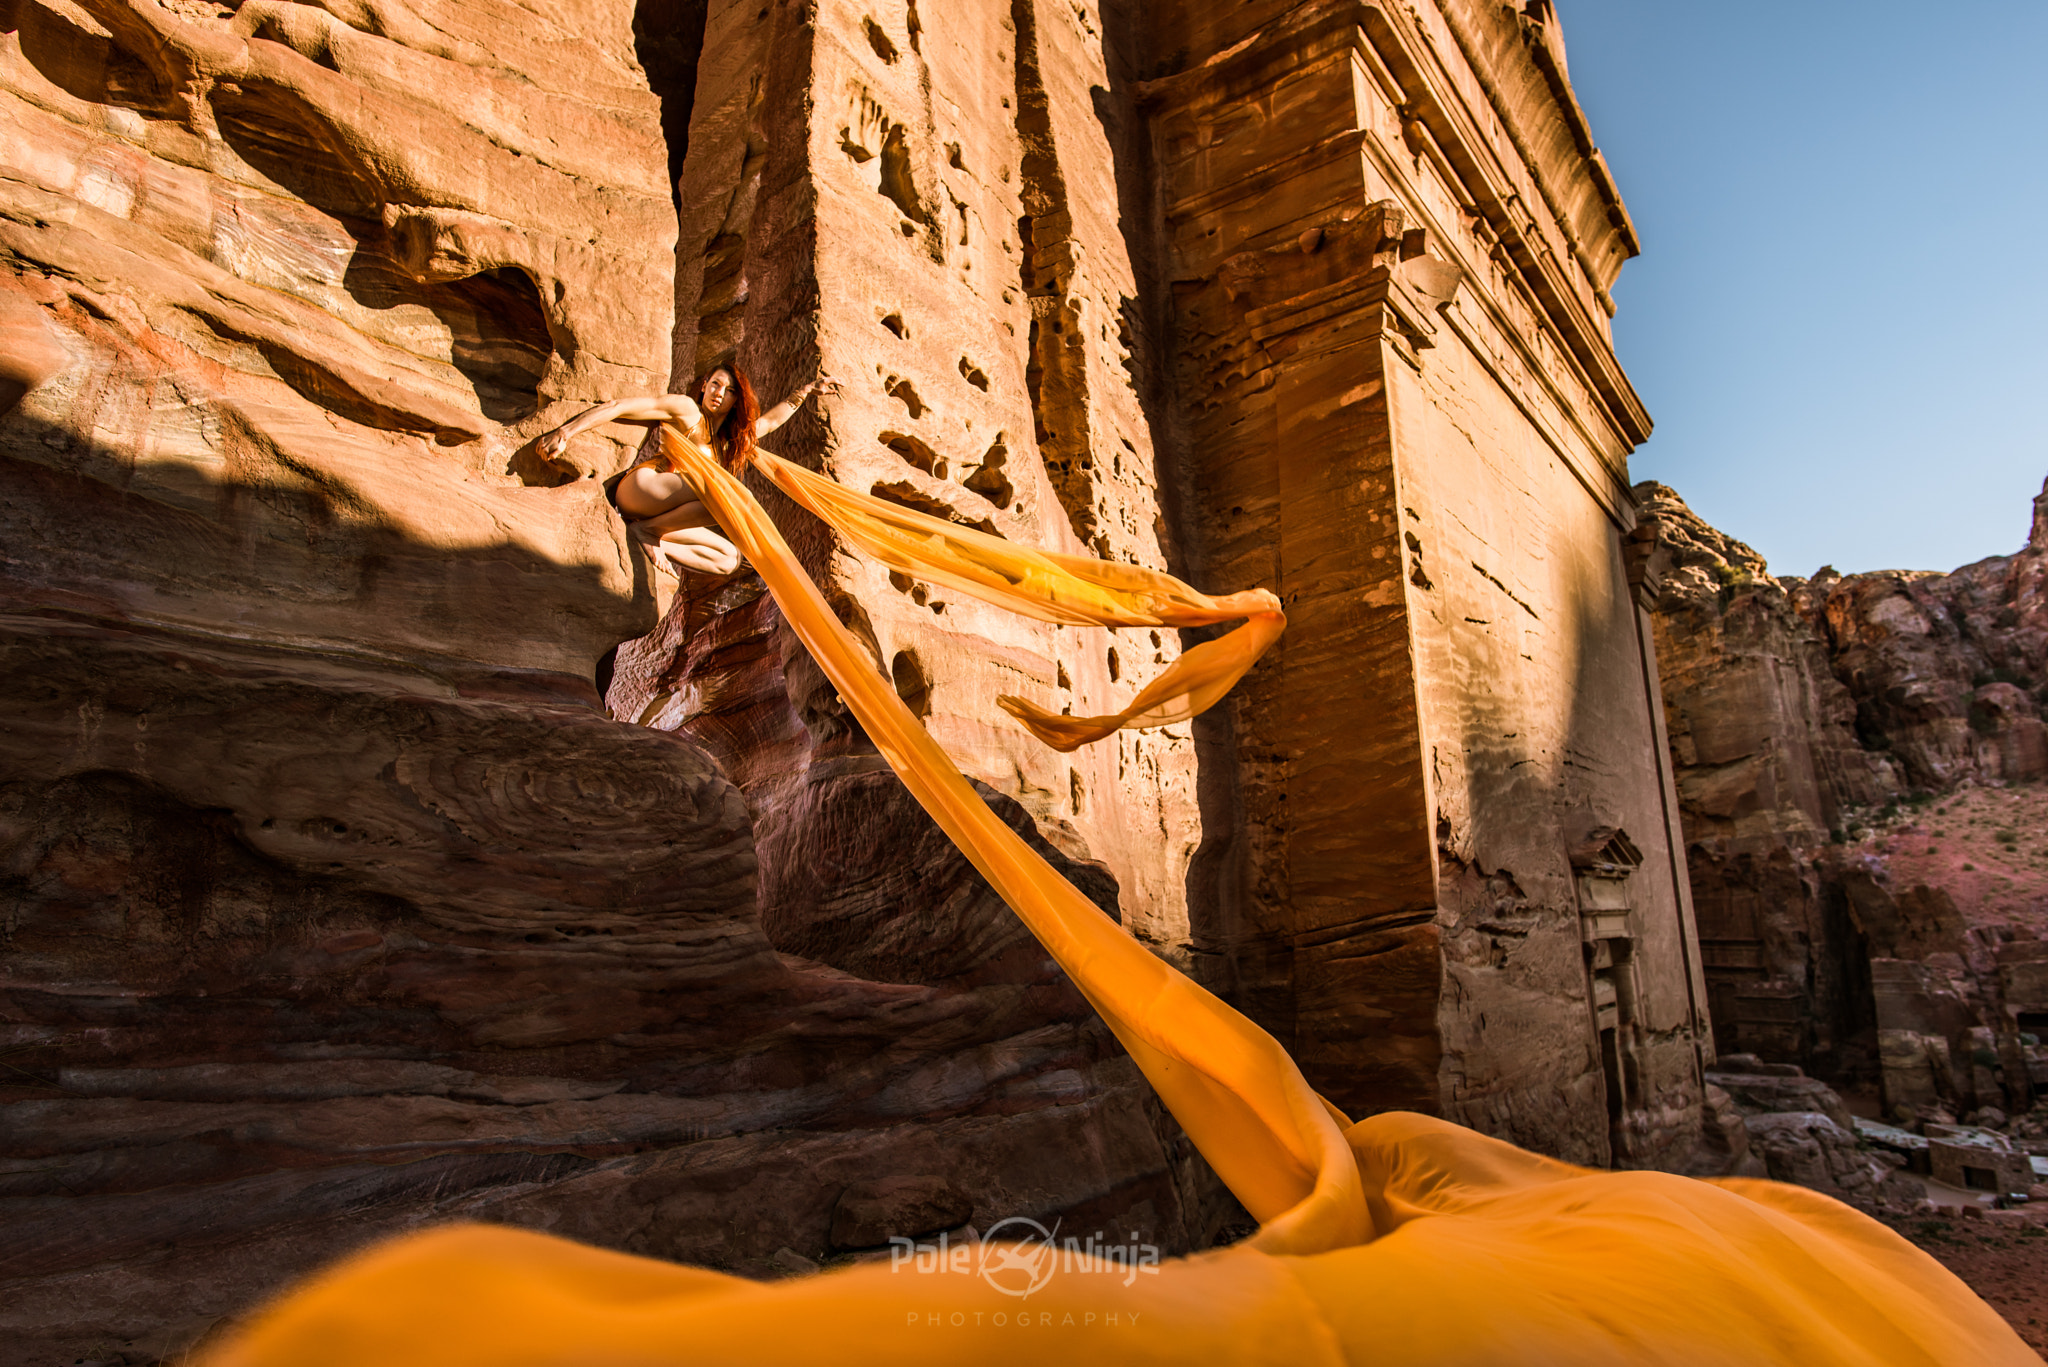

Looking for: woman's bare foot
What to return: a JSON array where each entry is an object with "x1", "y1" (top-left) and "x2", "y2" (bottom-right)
[{"x1": 648, "y1": 525, "x2": 744, "y2": 577}]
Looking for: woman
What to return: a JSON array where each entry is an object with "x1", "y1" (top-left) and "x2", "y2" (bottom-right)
[
  {"x1": 202, "y1": 394, "x2": 2033, "y2": 1366},
  {"x1": 537, "y1": 364, "x2": 832, "y2": 576}
]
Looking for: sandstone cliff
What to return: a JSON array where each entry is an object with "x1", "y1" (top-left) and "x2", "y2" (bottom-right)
[
  {"x1": 0, "y1": 0, "x2": 1711, "y2": 1358},
  {"x1": 1637, "y1": 479, "x2": 2048, "y2": 1118},
  {"x1": 0, "y1": 2, "x2": 1228, "y2": 1361}
]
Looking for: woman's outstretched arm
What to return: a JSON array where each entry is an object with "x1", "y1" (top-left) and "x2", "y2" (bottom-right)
[
  {"x1": 537, "y1": 394, "x2": 703, "y2": 463},
  {"x1": 755, "y1": 377, "x2": 838, "y2": 439}
]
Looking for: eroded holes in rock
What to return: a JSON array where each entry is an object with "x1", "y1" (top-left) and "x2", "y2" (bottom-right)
[
  {"x1": 889, "y1": 570, "x2": 938, "y2": 611},
  {"x1": 880, "y1": 431, "x2": 944, "y2": 478},
  {"x1": 346, "y1": 251, "x2": 555, "y2": 429},
  {"x1": 880, "y1": 312, "x2": 907, "y2": 338},
  {"x1": 863, "y1": 16, "x2": 899, "y2": 62},
  {"x1": 876, "y1": 124, "x2": 928, "y2": 231},
  {"x1": 958, "y1": 357, "x2": 989, "y2": 391},
  {"x1": 869, "y1": 482, "x2": 998, "y2": 538},
  {"x1": 891, "y1": 651, "x2": 931, "y2": 717},
  {"x1": 14, "y1": 0, "x2": 174, "y2": 118},
  {"x1": 214, "y1": 87, "x2": 384, "y2": 220},
  {"x1": 1406, "y1": 530, "x2": 1434, "y2": 591},
  {"x1": 946, "y1": 141, "x2": 966, "y2": 171},
  {"x1": 905, "y1": 0, "x2": 922, "y2": 51},
  {"x1": 211, "y1": 97, "x2": 553, "y2": 437},
  {"x1": 964, "y1": 433, "x2": 1013, "y2": 505},
  {"x1": 1070, "y1": 768, "x2": 1085, "y2": 816},
  {"x1": 1107, "y1": 646, "x2": 1121, "y2": 682},
  {"x1": 949, "y1": 192, "x2": 970, "y2": 248},
  {"x1": 1056, "y1": 661, "x2": 1072, "y2": 691},
  {"x1": 883, "y1": 375, "x2": 927, "y2": 419}
]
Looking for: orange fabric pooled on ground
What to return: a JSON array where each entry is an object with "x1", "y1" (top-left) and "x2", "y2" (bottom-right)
[{"x1": 206, "y1": 424, "x2": 2033, "y2": 1366}]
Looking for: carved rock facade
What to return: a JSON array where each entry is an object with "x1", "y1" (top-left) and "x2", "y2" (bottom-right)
[{"x1": 617, "y1": 0, "x2": 1708, "y2": 1175}]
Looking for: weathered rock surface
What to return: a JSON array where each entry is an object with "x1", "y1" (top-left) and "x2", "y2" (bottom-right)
[
  {"x1": 1742, "y1": 1112, "x2": 1883, "y2": 1197},
  {"x1": 1638, "y1": 480, "x2": 2048, "y2": 1118},
  {"x1": 0, "y1": 0, "x2": 1231, "y2": 1360},
  {"x1": 3, "y1": 0, "x2": 1726, "y2": 1358},
  {"x1": 1684, "y1": 1082, "x2": 1763, "y2": 1178},
  {"x1": 0, "y1": 612, "x2": 1227, "y2": 1363},
  {"x1": 609, "y1": 0, "x2": 1715, "y2": 1174},
  {"x1": 828, "y1": 1174, "x2": 976, "y2": 1250},
  {"x1": 1705, "y1": 1070, "x2": 1856, "y2": 1135}
]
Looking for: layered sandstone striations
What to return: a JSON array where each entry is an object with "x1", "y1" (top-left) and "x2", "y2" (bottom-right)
[
  {"x1": 0, "y1": 1, "x2": 1225, "y2": 1361},
  {"x1": 5, "y1": 0, "x2": 1708, "y2": 1358},
  {"x1": 1637, "y1": 480, "x2": 2048, "y2": 1117}
]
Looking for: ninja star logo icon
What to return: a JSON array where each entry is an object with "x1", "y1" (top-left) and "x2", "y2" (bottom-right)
[{"x1": 975, "y1": 1216, "x2": 1060, "y2": 1299}]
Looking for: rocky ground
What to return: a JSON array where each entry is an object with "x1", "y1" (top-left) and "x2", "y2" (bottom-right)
[{"x1": 1699, "y1": 1049, "x2": 2048, "y2": 1354}]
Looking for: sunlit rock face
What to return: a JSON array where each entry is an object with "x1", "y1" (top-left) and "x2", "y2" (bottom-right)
[
  {"x1": 619, "y1": 0, "x2": 1710, "y2": 1177},
  {"x1": 1637, "y1": 480, "x2": 2048, "y2": 1117},
  {"x1": 4, "y1": 0, "x2": 1708, "y2": 1357},
  {"x1": 0, "y1": 1, "x2": 1220, "y2": 1360},
  {"x1": 1633, "y1": 482, "x2": 1901, "y2": 1078},
  {"x1": 0, "y1": 0, "x2": 676, "y2": 670}
]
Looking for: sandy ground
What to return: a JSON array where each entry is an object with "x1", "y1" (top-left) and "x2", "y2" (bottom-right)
[{"x1": 1880, "y1": 1206, "x2": 2048, "y2": 1360}]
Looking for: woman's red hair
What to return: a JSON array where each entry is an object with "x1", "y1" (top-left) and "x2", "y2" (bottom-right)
[{"x1": 698, "y1": 364, "x2": 759, "y2": 473}]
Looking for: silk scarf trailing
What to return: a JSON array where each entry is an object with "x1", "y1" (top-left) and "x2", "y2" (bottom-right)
[{"x1": 205, "y1": 420, "x2": 2032, "y2": 1366}]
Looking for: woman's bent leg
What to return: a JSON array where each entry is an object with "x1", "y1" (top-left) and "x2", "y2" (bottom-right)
[{"x1": 613, "y1": 465, "x2": 694, "y2": 520}]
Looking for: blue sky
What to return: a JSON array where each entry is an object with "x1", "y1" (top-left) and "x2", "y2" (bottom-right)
[{"x1": 1556, "y1": 1, "x2": 2048, "y2": 577}]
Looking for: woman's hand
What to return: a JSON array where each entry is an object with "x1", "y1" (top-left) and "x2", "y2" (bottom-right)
[{"x1": 536, "y1": 425, "x2": 574, "y2": 463}]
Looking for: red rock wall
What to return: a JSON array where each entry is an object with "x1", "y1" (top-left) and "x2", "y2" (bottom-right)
[
  {"x1": 2, "y1": 0, "x2": 1715, "y2": 1356},
  {"x1": 1639, "y1": 479, "x2": 2048, "y2": 1115},
  {"x1": 1128, "y1": 0, "x2": 1707, "y2": 1168},
  {"x1": 0, "y1": 2, "x2": 1228, "y2": 1360}
]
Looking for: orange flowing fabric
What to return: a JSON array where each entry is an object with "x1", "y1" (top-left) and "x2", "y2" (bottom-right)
[
  {"x1": 749, "y1": 447, "x2": 1286, "y2": 751},
  {"x1": 205, "y1": 423, "x2": 2032, "y2": 1366}
]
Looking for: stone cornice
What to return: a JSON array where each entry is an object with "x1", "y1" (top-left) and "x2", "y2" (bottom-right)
[{"x1": 1139, "y1": 1, "x2": 1652, "y2": 454}]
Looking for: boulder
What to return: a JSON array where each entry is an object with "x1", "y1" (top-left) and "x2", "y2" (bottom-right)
[
  {"x1": 1686, "y1": 1084, "x2": 1765, "y2": 1177},
  {"x1": 1704, "y1": 1071, "x2": 1857, "y2": 1134},
  {"x1": 1715, "y1": 1054, "x2": 1805, "y2": 1078},
  {"x1": 1743, "y1": 1112, "x2": 1880, "y2": 1195},
  {"x1": 829, "y1": 1176, "x2": 977, "y2": 1250}
]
